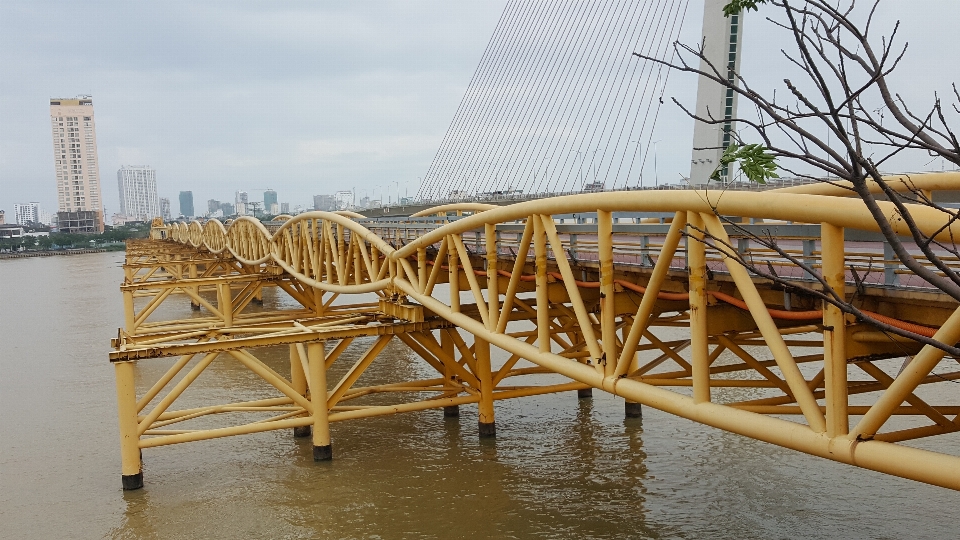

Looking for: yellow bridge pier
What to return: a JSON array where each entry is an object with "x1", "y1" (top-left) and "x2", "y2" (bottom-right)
[{"x1": 112, "y1": 174, "x2": 960, "y2": 491}]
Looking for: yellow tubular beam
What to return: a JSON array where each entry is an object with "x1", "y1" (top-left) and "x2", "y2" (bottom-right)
[
  {"x1": 533, "y1": 215, "x2": 550, "y2": 353},
  {"x1": 137, "y1": 352, "x2": 219, "y2": 436},
  {"x1": 687, "y1": 212, "x2": 710, "y2": 403},
  {"x1": 598, "y1": 210, "x2": 616, "y2": 376},
  {"x1": 228, "y1": 350, "x2": 314, "y2": 414},
  {"x1": 851, "y1": 303, "x2": 960, "y2": 439},
  {"x1": 327, "y1": 335, "x2": 393, "y2": 407},
  {"x1": 821, "y1": 223, "x2": 849, "y2": 437},
  {"x1": 397, "y1": 277, "x2": 960, "y2": 491},
  {"x1": 136, "y1": 351, "x2": 202, "y2": 412},
  {"x1": 614, "y1": 213, "x2": 685, "y2": 376},
  {"x1": 540, "y1": 215, "x2": 602, "y2": 361},
  {"x1": 309, "y1": 342, "x2": 331, "y2": 453},
  {"x1": 476, "y1": 336, "x2": 495, "y2": 427},
  {"x1": 448, "y1": 236, "x2": 460, "y2": 313},
  {"x1": 140, "y1": 416, "x2": 315, "y2": 449},
  {"x1": 451, "y1": 234, "x2": 489, "y2": 328},
  {"x1": 701, "y1": 213, "x2": 826, "y2": 433},
  {"x1": 486, "y1": 223, "x2": 499, "y2": 330},
  {"x1": 497, "y1": 217, "x2": 534, "y2": 333},
  {"x1": 115, "y1": 361, "x2": 142, "y2": 480}
]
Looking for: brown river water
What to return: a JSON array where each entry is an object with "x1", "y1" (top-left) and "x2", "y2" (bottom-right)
[{"x1": 1, "y1": 252, "x2": 958, "y2": 539}]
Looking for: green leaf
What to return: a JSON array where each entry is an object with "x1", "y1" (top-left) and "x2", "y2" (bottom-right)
[
  {"x1": 710, "y1": 143, "x2": 779, "y2": 184},
  {"x1": 723, "y1": 0, "x2": 767, "y2": 17}
]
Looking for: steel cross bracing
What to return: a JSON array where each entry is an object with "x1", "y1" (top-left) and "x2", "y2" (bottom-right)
[{"x1": 112, "y1": 174, "x2": 960, "y2": 491}]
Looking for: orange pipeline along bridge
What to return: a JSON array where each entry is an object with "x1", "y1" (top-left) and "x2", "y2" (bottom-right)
[{"x1": 113, "y1": 173, "x2": 960, "y2": 491}]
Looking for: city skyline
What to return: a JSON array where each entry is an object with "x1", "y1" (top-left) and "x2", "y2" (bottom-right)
[{"x1": 2, "y1": 2, "x2": 958, "y2": 218}]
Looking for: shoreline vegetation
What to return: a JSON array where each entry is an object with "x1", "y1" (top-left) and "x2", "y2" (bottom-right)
[{"x1": 0, "y1": 223, "x2": 147, "y2": 257}]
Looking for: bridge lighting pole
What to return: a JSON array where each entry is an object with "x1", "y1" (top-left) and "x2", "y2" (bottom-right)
[{"x1": 652, "y1": 140, "x2": 661, "y2": 188}]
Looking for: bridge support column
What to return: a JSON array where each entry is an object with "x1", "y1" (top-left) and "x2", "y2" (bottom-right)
[
  {"x1": 188, "y1": 264, "x2": 201, "y2": 310},
  {"x1": 309, "y1": 342, "x2": 332, "y2": 460},
  {"x1": 625, "y1": 401, "x2": 643, "y2": 418},
  {"x1": 476, "y1": 337, "x2": 496, "y2": 437},
  {"x1": 688, "y1": 212, "x2": 711, "y2": 403},
  {"x1": 291, "y1": 344, "x2": 311, "y2": 438},
  {"x1": 114, "y1": 360, "x2": 143, "y2": 490},
  {"x1": 441, "y1": 330, "x2": 459, "y2": 418},
  {"x1": 822, "y1": 223, "x2": 849, "y2": 436}
]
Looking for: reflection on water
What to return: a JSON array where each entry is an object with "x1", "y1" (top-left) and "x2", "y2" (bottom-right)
[{"x1": 1, "y1": 253, "x2": 959, "y2": 539}]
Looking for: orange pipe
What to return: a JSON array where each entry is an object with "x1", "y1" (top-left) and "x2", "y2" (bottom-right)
[{"x1": 413, "y1": 254, "x2": 939, "y2": 337}]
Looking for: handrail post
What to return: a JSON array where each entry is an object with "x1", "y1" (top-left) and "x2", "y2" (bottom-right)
[{"x1": 883, "y1": 241, "x2": 899, "y2": 286}]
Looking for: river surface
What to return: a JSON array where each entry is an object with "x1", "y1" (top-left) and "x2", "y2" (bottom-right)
[{"x1": 1, "y1": 252, "x2": 959, "y2": 539}]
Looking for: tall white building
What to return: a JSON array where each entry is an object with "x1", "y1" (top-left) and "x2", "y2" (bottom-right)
[
  {"x1": 117, "y1": 166, "x2": 160, "y2": 221},
  {"x1": 13, "y1": 203, "x2": 43, "y2": 225},
  {"x1": 14, "y1": 202, "x2": 40, "y2": 225},
  {"x1": 159, "y1": 198, "x2": 171, "y2": 221},
  {"x1": 50, "y1": 96, "x2": 104, "y2": 231},
  {"x1": 689, "y1": 0, "x2": 744, "y2": 184}
]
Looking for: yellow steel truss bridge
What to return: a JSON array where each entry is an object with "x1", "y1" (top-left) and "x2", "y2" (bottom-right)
[{"x1": 112, "y1": 172, "x2": 960, "y2": 491}]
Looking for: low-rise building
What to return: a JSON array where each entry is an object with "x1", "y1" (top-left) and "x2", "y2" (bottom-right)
[{"x1": 57, "y1": 210, "x2": 102, "y2": 233}]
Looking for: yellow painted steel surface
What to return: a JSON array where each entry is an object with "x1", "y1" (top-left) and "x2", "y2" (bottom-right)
[{"x1": 118, "y1": 173, "x2": 960, "y2": 491}]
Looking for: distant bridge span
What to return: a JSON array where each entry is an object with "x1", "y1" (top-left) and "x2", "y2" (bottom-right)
[{"x1": 113, "y1": 173, "x2": 960, "y2": 491}]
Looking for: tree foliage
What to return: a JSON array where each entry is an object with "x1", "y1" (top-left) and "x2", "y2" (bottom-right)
[
  {"x1": 635, "y1": 0, "x2": 960, "y2": 352},
  {"x1": 711, "y1": 143, "x2": 780, "y2": 183}
]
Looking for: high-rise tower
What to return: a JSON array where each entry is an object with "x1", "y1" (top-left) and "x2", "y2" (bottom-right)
[
  {"x1": 117, "y1": 166, "x2": 160, "y2": 221},
  {"x1": 689, "y1": 1, "x2": 744, "y2": 184},
  {"x1": 50, "y1": 96, "x2": 104, "y2": 232},
  {"x1": 179, "y1": 191, "x2": 195, "y2": 218},
  {"x1": 264, "y1": 189, "x2": 278, "y2": 215}
]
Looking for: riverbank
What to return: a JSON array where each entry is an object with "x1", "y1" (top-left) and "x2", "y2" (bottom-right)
[{"x1": 0, "y1": 247, "x2": 110, "y2": 260}]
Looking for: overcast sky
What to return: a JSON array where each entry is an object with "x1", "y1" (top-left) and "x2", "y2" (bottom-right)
[{"x1": 1, "y1": 1, "x2": 957, "y2": 218}]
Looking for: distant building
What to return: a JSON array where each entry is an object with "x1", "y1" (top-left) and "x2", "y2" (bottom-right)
[
  {"x1": 179, "y1": 191, "x2": 194, "y2": 218},
  {"x1": 220, "y1": 202, "x2": 235, "y2": 217},
  {"x1": 57, "y1": 210, "x2": 102, "y2": 233},
  {"x1": 280, "y1": 202, "x2": 290, "y2": 214},
  {"x1": 50, "y1": 96, "x2": 103, "y2": 232},
  {"x1": 207, "y1": 199, "x2": 221, "y2": 214},
  {"x1": 0, "y1": 210, "x2": 5, "y2": 224},
  {"x1": 117, "y1": 166, "x2": 160, "y2": 221},
  {"x1": 0, "y1": 224, "x2": 25, "y2": 239},
  {"x1": 14, "y1": 202, "x2": 40, "y2": 225},
  {"x1": 235, "y1": 191, "x2": 248, "y2": 216},
  {"x1": 335, "y1": 191, "x2": 353, "y2": 210},
  {"x1": 160, "y1": 197, "x2": 171, "y2": 221},
  {"x1": 313, "y1": 194, "x2": 336, "y2": 211},
  {"x1": 264, "y1": 189, "x2": 277, "y2": 208}
]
